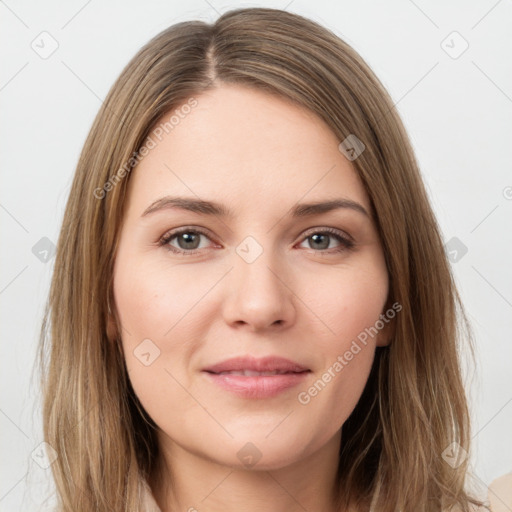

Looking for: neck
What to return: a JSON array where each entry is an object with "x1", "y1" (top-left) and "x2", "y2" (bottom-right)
[{"x1": 149, "y1": 431, "x2": 342, "y2": 512}]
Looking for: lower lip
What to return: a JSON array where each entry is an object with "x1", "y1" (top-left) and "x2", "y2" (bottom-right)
[{"x1": 203, "y1": 371, "x2": 310, "y2": 399}]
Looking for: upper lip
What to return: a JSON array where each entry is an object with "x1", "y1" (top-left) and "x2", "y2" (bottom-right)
[{"x1": 203, "y1": 356, "x2": 310, "y2": 374}]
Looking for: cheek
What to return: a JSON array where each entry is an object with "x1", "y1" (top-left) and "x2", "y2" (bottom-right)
[
  {"x1": 307, "y1": 260, "x2": 388, "y2": 347},
  {"x1": 112, "y1": 255, "x2": 220, "y2": 415},
  {"x1": 294, "y1": 260, "x2": 387, "y2": 417},
  {"x1": 113, "y1": 256, "x2": 206, "y2": 342}
]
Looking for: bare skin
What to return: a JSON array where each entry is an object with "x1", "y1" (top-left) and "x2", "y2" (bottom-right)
[{"x1": 111, "y1": 84, "x2": 392, "y2": 512}]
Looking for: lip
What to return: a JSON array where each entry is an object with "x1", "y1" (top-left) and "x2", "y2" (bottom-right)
[
  {"x1": 202, "y1": 356, "x2": 311, "y2": 399},
  {"x1": 203, "y1": 355, "x2": 309, "y2": 374}
]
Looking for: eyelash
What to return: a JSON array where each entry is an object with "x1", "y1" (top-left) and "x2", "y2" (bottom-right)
[{"x1": 158, "y1": 226, "x2": 355, "y2": 256}]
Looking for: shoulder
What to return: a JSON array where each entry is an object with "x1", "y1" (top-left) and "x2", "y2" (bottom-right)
[
  {"x1": 449, "y1": 472, "x2": 512, "y2": 512},
  {"x1": 487, "y1": 473, "x2": 512, "y2": 512}
]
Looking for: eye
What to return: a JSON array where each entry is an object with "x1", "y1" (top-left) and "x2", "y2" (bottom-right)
[
  {"x1": 297, "y1": 228, "x2": 355, "y2": 253},
  {"x1": 159, "y1": 227, "x2": 214, "y2": 254},
  {"x1": 159, "y1": 226, "x2": 355, "y2": 255}
]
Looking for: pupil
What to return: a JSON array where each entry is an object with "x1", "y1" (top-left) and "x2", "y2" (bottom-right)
[
  {"x1": 179, "y1": 232, "x2": 199, "y2": 249},
  {"x1": 311, "y1": 234, "x2": 328, "y2": 250}
]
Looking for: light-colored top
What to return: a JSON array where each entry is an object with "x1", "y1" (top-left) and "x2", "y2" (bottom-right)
[
  {"x1": 139, "y1": 473, "x2": 512, "y2": 511},
  {"x1": 140, "y1": 479, "x2": 162, "y2": 512}
]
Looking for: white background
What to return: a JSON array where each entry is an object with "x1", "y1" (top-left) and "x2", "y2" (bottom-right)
[{"x1": 1, "y1": 0, "x2": 511, "y2": 510}]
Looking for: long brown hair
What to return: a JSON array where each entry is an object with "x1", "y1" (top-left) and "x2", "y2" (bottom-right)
[{"x1": 39, "y1": 7, "x2": 484, "y2": 511}]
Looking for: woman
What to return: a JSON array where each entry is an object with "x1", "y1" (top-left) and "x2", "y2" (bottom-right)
[{"x1": 39, "y1": 7, "x2": 491, "y2": 511}]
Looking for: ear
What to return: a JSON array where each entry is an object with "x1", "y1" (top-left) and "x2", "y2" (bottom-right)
[
  {"x1": 375, "y1": 318, "x2": 394, "y2": 347},
  {"x1": 375, "y1": 299, "x2": 399, "y2": 347}
]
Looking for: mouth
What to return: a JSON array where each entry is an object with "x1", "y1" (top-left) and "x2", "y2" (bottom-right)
[
  {"x1": 202, "y1": 355, "x2": 310, "y2": 374},
  {"x1": 202, "y1": 356, "x2": 311, "y2": 399}
]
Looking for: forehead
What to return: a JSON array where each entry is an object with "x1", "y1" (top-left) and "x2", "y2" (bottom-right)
[{"x1": 125, "y1": 84, "x2": 371, "y2": 216}]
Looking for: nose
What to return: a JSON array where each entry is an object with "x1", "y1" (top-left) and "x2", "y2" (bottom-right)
[{"x1": 222, "y1": 248, "x2": 297, "y2": 332}]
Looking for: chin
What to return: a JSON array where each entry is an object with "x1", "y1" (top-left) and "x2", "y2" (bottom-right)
[{"x1": 202, "y1": 434, "x2": 311, "y2": 472}]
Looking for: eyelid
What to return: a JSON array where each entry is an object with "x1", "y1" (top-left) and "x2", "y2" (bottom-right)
[
  {"x1": 158, "y1": 225, "x2": 355, "y2": 254},
  {"x1": 299, "y1": 226, "x2": 354, "y2": 243},
  {"x1": 158, "y1": 226, "x2": 217, "y2": 250}
]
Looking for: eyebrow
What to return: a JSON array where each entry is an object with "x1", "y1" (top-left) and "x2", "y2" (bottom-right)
[{"x1": 141, "y1": 196, "x2": 369, "y2": 219}]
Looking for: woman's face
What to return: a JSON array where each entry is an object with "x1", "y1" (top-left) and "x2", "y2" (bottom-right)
[{"x1": 112, "y1": 84, "x2": 390, "y2": 471}]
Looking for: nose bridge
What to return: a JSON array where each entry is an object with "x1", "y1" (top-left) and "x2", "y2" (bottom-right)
[{"x1": 222, "y1": 234, "x2": 295, "y2": 330}]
